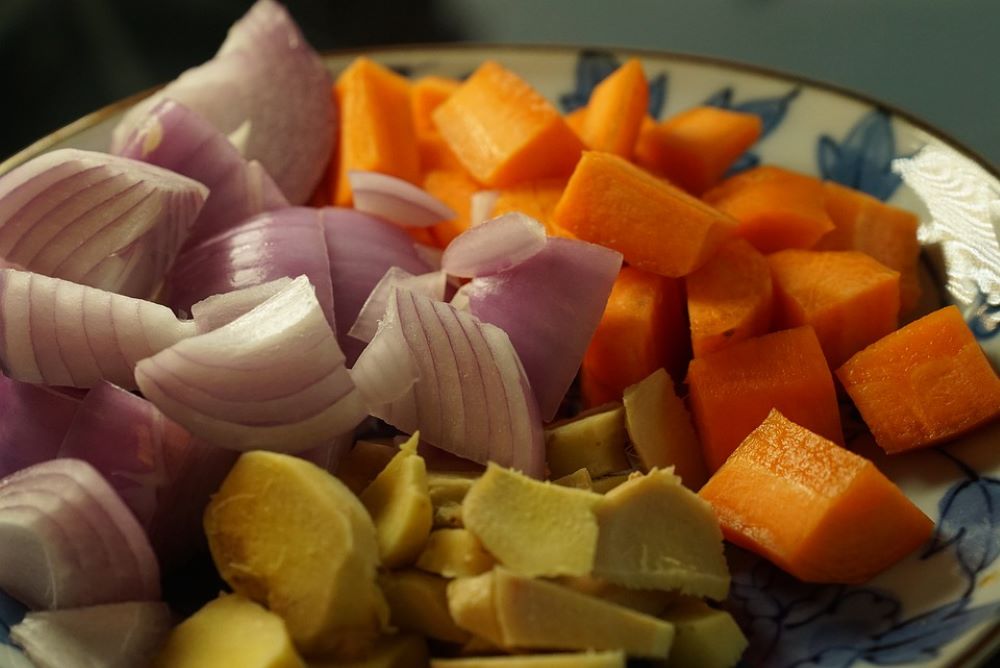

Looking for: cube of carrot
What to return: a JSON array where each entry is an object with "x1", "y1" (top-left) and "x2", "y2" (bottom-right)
[
  {"x1": 686, "y1": 238, "x2": 774, "y2": 358},
  {"x1": 411, "y1": 76, "x2": 461, "y2": 138},
  {"x1": 699, "y1": 409, "x2": 933, "y2": 583},
  {"x1": 331, "y1": 58, "x2": 420, "y2": 206},
  {"x1": 491, "y1": 178, "x2": 568, "y2": 236},
  {"x1": 553, "y1": 152, "x2": 737, "y2": 277},
  {"x1": 421, "y1": 169, "x2": 479, "y2": 248},
  {"x1": 578, "y1": 58, "x2": 649, "y2": 159},
  {"x1": 837, "y1": 305, "x2": 1000, "y2": 453},
  {"x1": 686, "y1": 326, "x2": 843, "y2": 471},
  {"x1": 634, "y1": 107, "x2": 762, "y2": 196},
  {"x1": 703, "y1": 166, "x2": 834, "y2": 253},
  {"x1": 768, "y1": 249, "x2": 900, "y2": 369},
  {"x1": 432, "y1": 61, "x2": 584, "y2": 187},
  {"x1": 816, "y1": 181, "x2": 922, "y2": 314}
]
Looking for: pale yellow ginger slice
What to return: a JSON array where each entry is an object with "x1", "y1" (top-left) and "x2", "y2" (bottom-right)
[
  {"x1": 416, "y1": 529, "x2": 496, "y2": 578},
  {"x1": 308, "y1": 633, "x2": 429, "y2": 668},
  {"x1": 337, "y1": 439, "x2": 398, "y2": 495},
  {"x1": 427, "y1": 472, "x2": 477, "y2": 528},
  {"x1": 431, "y1": 650, "x2": 625, "y2": 667},
  {"x1": 545, "y1": 403, "x2": 631, "y2": 478},
  {"x1": 153, "y1": 594, "x2": 304, "y2": 668},
  {"x1": 661, "y1": 598, "x2": 748, "y2": 668},
  {"x1": 591, "y1": 473, "x2": 632, "y2": 494},
  {"x1": 623, "y1": 368, "x2": 708, "y2": 489},
  {"x1": 593, "y1": 468, "x2": 730, "y2": 600},
  {"x1": 556, "y1": 575, "x2": 681, "y2": 616},
  {"x1": 361, "y1": 433, "x2": 434, "y2": 568},
  {"x1": 462, "y1": 464, "x2": 602, "y2": 577},
  {"x1": 551, "y1": 467, "x2": 593, "y2": 490},
  {"x1": 204, "y1": 452, "x2": 388, "y2": 659},
  {"x1": 448, "y1": 569, "x2": 674, "y2": 658},
  {"x1": 378, "y1": 570, "x2": 470, "y2": 644}
]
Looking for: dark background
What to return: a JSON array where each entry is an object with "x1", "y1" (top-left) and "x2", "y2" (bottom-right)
[{"x1": 3, "y1": 0, "x2": 999, "y2": 166}]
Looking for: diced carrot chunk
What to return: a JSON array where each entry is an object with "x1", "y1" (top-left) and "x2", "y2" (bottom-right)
[
  {"x1": 330, "y1": 58, "x2": 420, "y2": 205},
  {"x1": 634, "y1": 107, "x2": 762, "y2": 195},
  {"x1": 421, "y1": 169, "x2": 480, "y2": 248},
  {"x1": 554, "y1": 152, "x2": 737, "y2": 277},
  {"x1": 699, "y1": 409, "x2": 933, "y2": 583},
  {"x1": 687, "y1": 326, "x2": 843, "y2": 471},
  {"x1": 703, "y1": 166, "x2": 834, "y2": 253},
  {"x1": 565, "y1": 107, "x2": 588, "y2": 140},
  {"x1": 578, "y1": 58, "x2": 649, "y2": 159},
  {"x1": 432, "y1": 61, "x2": 584, "y2": 187},
  {"x1": 411, "y1": 76, "x2": 461, "y2": 138},
  {"x1": 491, "y1": 178, "x2": 568, "y2": 235},
  {"x1": 837, "y1": 305, "x2": 1000, "y2": 453}
]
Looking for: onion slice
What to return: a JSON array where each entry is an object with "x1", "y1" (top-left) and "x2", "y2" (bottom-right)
[
  {"x1": 136, "y1": 275, "x2": 367, "y2": 453},
  {"x1": 348, "y1": 171, "x2": 455, "y2": 228},
  {"x1": 10, "y1": 601, "x2": 173, "y2": 668},
  {"x1": 110, "y1": 0, "x2": 334, "y2": 204},
  {"x1": 441, "y1": 212, "x2": 547, "y2": 278},
  {"x1": 190, "y1": 277, "x2": 293, "y2": 333},
  {"x1": 352, "y1": 288, "x2": 544, "y2": 476},
  {"x1": 0, "y1": 458, "x2": 161, "y2": 610},
  {"x1": 0, "y1": 375, "x2": 82, "y2": 479},
  {"x1": 57, "y1": 382, "x2": 236, "y2": 569},
  {"x1": 0, "y1": 148, "x2": 207, "y2": 299},
  {"x1": 116, "y1": 99, "x2": 288, "y2": 249},
  {"x1": 0, "y1": 269, "x2": 197, "y2": 389},
  {"x1": 321, "y1": 207, "x2": 432, "y2": 365},
  {"x1": 463, "y1": 238, "x2": 623, "y2": 420},
  {"x1": 348, "y1": 268, "x2": 447, "y2": 344},
  {"x1": 470, "y1": 190, "x2": 499, "y2": 227},
  {"x1": 164, "y1": 208, "x2": 335, "y2": 327}
]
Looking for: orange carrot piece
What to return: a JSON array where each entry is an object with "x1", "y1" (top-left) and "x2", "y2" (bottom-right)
[
  {"x1": 491, "y1": 178, "x2": 568, "y2": 235},
  {"x1": 582, "y1": 266, "x2": 690, "y2": 401},
  {"x1": 699, "y1": 409, "x2": 933, "y2": 583},
  {"x1": 553, "y1": 152, "x2": 737, "y2": 277},
  {"x1": 411, "y1": 75, "x2": 461, "y2": 138},
  {"x1": 703, "y1": 166, "x2": 834, "y2": 253},
  {"x1": 565, "y1": 107, "x2": 588, "y2": 140},
  {"x1": 578, "y1": 58, "x2": 649, "y2": 159},
  {"x1": 421, "y1": 169, "x2": 479, "y2": 248},
  {"x1": 687, "y1": 326, "x2": 843, "y2": 471},
  {"x1": 330, "y1": 58, "x2": 420, "y2": 206},
  {"x1": 837, "y1": 305, "x2": 1000, "y2": 453},
  {"x1": 580, "y1": 369, "x2": 620, "y2": 409},
  {"x1": 686, "y1": 238, "x2": 773, "y2": 358},
  {"x1": 418, "y1": 134, "x2": 467, "y2": 173},
  {"x1": 817, "y1": 181, "x2": 922, "y2": 313},
  {"x1": 432, "y1": 61, "x2": 585, "y2": 187},
  {"x1": 768, "y1": 250, "x2": 900, "y2": 369},
  {"x1": 634, "y1": 107, "x2": 762, "y2": 195}
]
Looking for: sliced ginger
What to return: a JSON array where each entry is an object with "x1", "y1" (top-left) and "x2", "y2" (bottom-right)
[
  {"x1": 309, "y1": 634, "x2": 429, "y2": 668},
  {"x1": 544, "y1": 403, "x2": 631, "y2": 479},
  {"x1": 432, "y1": 651, "x2": 625, "y2": 667},
  {"x1": 361, "y1": 433, "x2": 433, "y2": 568},
  {"x1": 204, "y1": 452, "x2": 388, "y2": 659},
  {"x1": 661, "y1": 598, "x2": 748, "y2": 668},
  {"x1": 416, "y1": 529, "x2": 496, "y2": 578},
  {"x1": 378, "y1": 570, "x2": 470, "y2": 644}
]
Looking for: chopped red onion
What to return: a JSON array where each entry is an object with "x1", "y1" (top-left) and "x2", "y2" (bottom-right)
[
  {"x1": 0, "y1": 459, "x2": 160, "y2": 610},
  {"x1": 10, "y1": 601, "x2": 173, "y2": 668},
  {"x1": 441, "y1": 212, "x2": 547, "y2": 278},
  {"x1": 470, "y1": 190, "x2": 499, "y2": 227},
  {"x1": 110, "y1": 0, "x2": 334, "y2": 204},
  {"x1": 116, "y1": 99, "x2": 288, "y2": 249},
  {"x1": 0, "y1": 269, "x2": 197, "y2": 389},
  {"x1": 57, "y1": 382, "x2": 236, "y2": 569},
  {"x1": 352, "y1": 289, "x2": 544, "y2": 477},
  {"x1": 463, "y1": 238, "x2": 623, "y2": 421},
  {"x1": 348, "y1": 267, "x2": 447, "y2": 344},
  {"x1": 190, "y1": 277, "x2": 293, "y2": 333},
  {"x1": 0, "y1": 375, "x2": 82, "y2": 479},
  {"x1": 348, "y1": 171, "x2": 454, "y2": 228},
  {"x1": 321, "y1": 208, "x2": 432, "y2": 365},
  {"x1": 136, "y1": 276, "x2": 366, "y2": 453},
  {"x1": 164, "y1": 208, "x2": 334, "y2": 328},
  {"x1": 0, "y1": 149, "x2": 207, "y2": 299}
]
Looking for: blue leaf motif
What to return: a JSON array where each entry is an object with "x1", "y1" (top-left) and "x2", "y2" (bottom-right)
[
  {"x1": 0, "y1": 590, "x2": 26, "y2": 646},
  {"x1": 924, "y1": 474, "x2": 1000, "y2": 577},
  {"x1": 817, "y1": 109, "x2": 903, "y2": 201},
  {"x1": 861, "y1": 599, "x2": 1000, "y2": 664},
  {"x1": 704, "y1": 86, "x2": 799, "y2": 176},
  {"x1": 559, "y1": 50, "x2": 669, "y2": 118},
  {"x1": 647, "y1": 72, "x2": 668, "y2": 119},
  {"x1": 703, "y1": 87, "x2": 734, "y2": 109}
]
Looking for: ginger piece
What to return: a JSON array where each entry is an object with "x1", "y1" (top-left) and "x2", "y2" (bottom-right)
[
  {"x1": 336, "y1": 439, "x2": 398, "y2": 495},
  {"x1": 661, "y1": 598, "x2": 747, "y2": 668},
  {"x1": 545, "y1": 403, "x2": 631, "y2": 478},
  {"x1": 431, "y1": 651, "x2": 625, "y2": 667},
  {"x1": 416, "y1": 529, "x2": 496, "y2": 578},
  {"x1": 590, "y1": 473, "x2": 632, "y2": 494},
  {"x1": 378, "y1": 570, "x2": 470, "y2": 644},
  {"x1": 552, "y1": 467, "x2": 593, "y2": 490},
  {"x1": 309, "y1": 634, "x2": 429, "y2": 668},
  {"x1": 427, "y1": 472, "x2": 476, "y2": 528}
]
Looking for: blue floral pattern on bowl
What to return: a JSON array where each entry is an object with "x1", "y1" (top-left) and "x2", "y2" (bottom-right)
[
  {"x1": 818, "y1": 109, "x2": 905, "y2": 201},
  {"x1": 558, "y1": 49, "x2": 667, "y2": 119},
  {"x1": 703, "y1": 85, "x2": 800, "y2": 174}
]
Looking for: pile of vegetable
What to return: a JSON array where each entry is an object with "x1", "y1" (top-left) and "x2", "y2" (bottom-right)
[{"x1": 1, "y1": 1, "x2": 999, "y2": 666}]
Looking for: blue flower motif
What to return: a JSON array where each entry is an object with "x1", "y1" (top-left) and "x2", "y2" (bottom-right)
[
  {"x1": 703, "y1": 86, "x2": 800, "y2": 175},
  {"x1": 559, "y1": 50, "x2": 668, "y2": 119},
  {"x1": 0, "y1": 590, "x2": 25, "y2": 647},
  {"x1": 817, "y1": 109, "x2": 903, "y2": 201},
  {"x1": 967, "y1": 289, "x2": 1000, "y2": 341}
]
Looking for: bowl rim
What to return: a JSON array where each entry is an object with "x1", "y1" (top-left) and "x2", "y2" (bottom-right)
[{"x1": 2, "y1": 42, "x2": 999, "y2": 182}]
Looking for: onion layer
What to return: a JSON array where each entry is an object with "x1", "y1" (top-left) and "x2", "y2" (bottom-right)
[
  {"x1": 116, "y1": 99, "x2": 288, "y2": 249},
  {"x1": 136, "y1": 275, "x2": 366, "y2": 453},
  {"x1": 348, "y1": 268, "x2": 447, "y2": 344},
  {"x1": 0, "y1": 269, "x2": 197, "y2": 389},
  {"x1": 10, "y1": 601, "x2": 173, "y2": 668},
  {"x1": 190, "y1": 277, "x2": 293, "y2": 333},
  {"x1": 0, "y1": 375, "x2": 82, "y2": 479},
  {"x1": 0, "y1": 459, "x2": 161, "y2": 610},
  {"x1": 110, "y1": 0, "x2": 334, "y2": 204},
  {"x1": 0, "y1": 148, "x2": 207, "y2": 299},
  {"x1": 352, "y1": 288, "x2": 544, "y2": 477},
  {"x1": 441, "y1": 212, "x2": 547, "y2": 278},
  {"x1": 348, "y1": 171, "x2": 454, "y2": 227},
  {"x1": 463, "y1": 237, "x2": 623, "y2": 420}
]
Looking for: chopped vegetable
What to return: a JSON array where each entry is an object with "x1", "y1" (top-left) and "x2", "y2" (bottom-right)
[
  {"x1": 416, "y1": 529, "x2": 496, "y2": 578},
  {"x1": 660, "y1": 598, "x2": 747, "y2": 668},
  {"x1": 349, "y1": 170, "x2": 455, "y2": 228},
  {"x1": 349, "y1": 267, "x2": 447, "y2": 344},
  {"x1": 489, "y1": 178, "x2": 568, "y2": 236},
  {"x1": 578, "y1": 58, "x2": 649, "y2": 159},
  {"x1": 378, "y1": 570, "x2": 470, "y2": 644},
  {"x1": 0, "y1": 376, "x2": 81, "y2": 479},
  {"x1": 441, "y1": 212, "x2": 547, "y2": 278},
  {"x1": 544, "y1": 403, "x2": 631, "y2": 479},
  {"x1": 432, "y1": 651, "x2": 625, "y2": 667}
]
